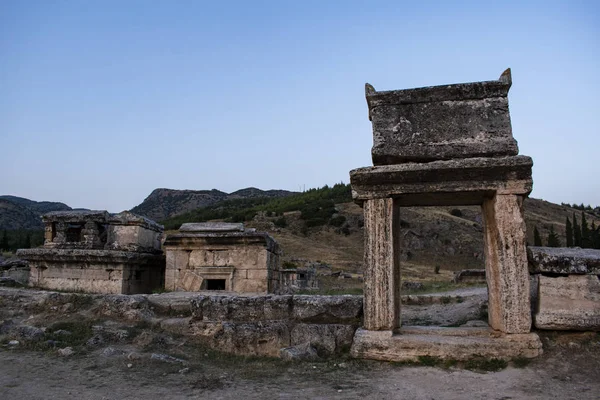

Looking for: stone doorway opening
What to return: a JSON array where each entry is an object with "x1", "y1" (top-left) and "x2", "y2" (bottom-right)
[
  {"x1": 206, "y1": 279, "x2": 227, "y2": 291},
  {"x1": 398, "y1": 206, "x2": 488, "y2": 328}
]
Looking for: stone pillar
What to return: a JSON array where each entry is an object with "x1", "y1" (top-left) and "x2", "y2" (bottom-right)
[
  {"x1": 482, "y1": 194, "x2": 531, "y2": 333},
  {"x1": 363, "y1": 198, "x2": 401, "y2": 331}
]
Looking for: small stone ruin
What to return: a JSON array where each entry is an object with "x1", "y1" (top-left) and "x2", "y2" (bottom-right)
[
  {"x1": 349, "y1": 69, "x2": 543, "y2": 361},
  {"x1": 17, "y1": 210, "x2": 165, "y2": 294},
  {"x1": 163, "y1": 222, "x2": 282, "y2": 293},
  {"x1": 528, "y1": 246, "x2": 600, "y2": 331}
]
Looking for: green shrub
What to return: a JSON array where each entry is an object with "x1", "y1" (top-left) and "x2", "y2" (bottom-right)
[
  {"x1": 274, "y1": 217, "x2": 287, "y2": 228},
  {"x1": 450, "y1": 209, "x2": 463, "y2": 217},
  {"x1": 329, "y1": 215, "x2": 346, "y2": 227}
]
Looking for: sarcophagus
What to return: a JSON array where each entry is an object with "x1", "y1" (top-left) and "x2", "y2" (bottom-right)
[{"x1": 366, "y1": 69, "x2": 518, "y2": 165}]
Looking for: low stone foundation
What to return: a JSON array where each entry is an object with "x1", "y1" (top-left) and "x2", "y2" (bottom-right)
[
  {"x1": 189, "y1": 294, "x2": 363, "y2": 357},
  {"x1": 351, "y1": 327, "x2": 542, "y2": 361}
]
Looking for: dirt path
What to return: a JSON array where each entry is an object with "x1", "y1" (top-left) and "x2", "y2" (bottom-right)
[{"x1": 2, "y1": 334, "x2": 599, "y2": 400}]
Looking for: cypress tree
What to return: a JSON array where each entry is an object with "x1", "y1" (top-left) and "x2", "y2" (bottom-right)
[
  {"x1": 547, "y1": 226, "x2": 561, "y2": 247},
  {"x1": 573, "y1": 213, "x2": 582, "y2": 247},
  {"x1": 565, "y1": 217, "x2": 573, "y2": 247},
  {"x1": 23, "y1": 233, "x2": 31, "y2": 249},
  {"x1": 581, "y1": 212, "x2": 590, "y2": 248},
  {"x1": 533, "y1": 226, "x2": 543, "y2": 246},
  {"x1": 0, "y1": 230, "x2": 8, "y2": 252},
  {"x1": 591, "y1": 221, "x2": 600, "y2": 249}
]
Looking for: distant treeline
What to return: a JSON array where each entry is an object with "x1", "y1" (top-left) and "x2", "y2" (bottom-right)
[
  {"x1": 161, "y1": 183, "x2": 352, "y2": 231},
  {"x1": 533, "y1": 211, "x2": 600, "y2": 249},
  {"x1": 561, "y1": 202, "x2": 599, "y2": 215},
  {"x1": 0, "y1": 229, "x2": 44, "y2": 252}
]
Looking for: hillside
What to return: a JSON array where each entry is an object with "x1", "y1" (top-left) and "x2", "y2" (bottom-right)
[
  {"x1": 0, "y1": 196, "x2": 71, "y2": 230},
  {"x1": 130, "y1": 187, "x2": 296, "y2": 222},
  {"x1": 154, "y1": 187, "x2": 600, "y2": 286}
]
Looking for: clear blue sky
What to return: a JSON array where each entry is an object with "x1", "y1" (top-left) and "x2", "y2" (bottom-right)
[{"x1": 1, "y1": 1, "x2": 599, "y2": 212}]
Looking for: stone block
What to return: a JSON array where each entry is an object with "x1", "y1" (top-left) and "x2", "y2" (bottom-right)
[
  {"x1": 366, "y1": 69, "x2": 517, "y2": 165},
  {"x1": 189, "y1": 320, "x2": 290, "y2": 357},
  {"x1": 528, "y1": 247, "x2": 600, "y2": 275},
  {"x1": 350, "y1": 327, "x2": 543, "y2": 361},
  {"x1": 362, "y1": 198, "x2": 400, "y2": 330},
  {"x1": 350, "y1": 156, "x2": 533, "y2": 205},
  {"x1": 534, "y1": 275, "x2": 600, "y2": 330},
  {"x1": 264, "y1": 295, "x2": 293, "y2": 320},
  {"x1": 482, "y1": 194, "x2": 532, "y2": 333},
  {"x1": 292, "y1": 295, "x2": 363, "y2": 324},
  {"x1": 228, "y1": 296, "x2": 266, "y2": 321},
  {"x1": 291, "y1": 323, "x2": 357, "y2": 356}
]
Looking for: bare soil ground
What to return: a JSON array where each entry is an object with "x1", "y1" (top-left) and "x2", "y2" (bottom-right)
[{"x1": 1, "y1": 330, "x2": 599, "y2": 400}]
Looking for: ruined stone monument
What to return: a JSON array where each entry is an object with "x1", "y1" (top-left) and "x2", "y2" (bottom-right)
[
  {"x1": 163, "y1": 222, "x2": 281, "y2": 293},
  {"x1": 17, "y1": 210, "x2": 165, "y2": 294},
  {"x1": 349, "y1": 69, "x2": 543, "y2": 360}
]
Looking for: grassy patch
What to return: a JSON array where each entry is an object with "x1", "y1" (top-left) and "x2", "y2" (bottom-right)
[
  {"x1": 511, "y1": 357, "x2": 531, "y2": 368},
  {"x1": 464, "y1": 357, "x2": 507, "y2": 372},
  {"x1": 417, "y1": 355, "x2": 442, "y2": 366}
]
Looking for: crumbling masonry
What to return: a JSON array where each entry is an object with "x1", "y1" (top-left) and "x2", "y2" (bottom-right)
[{"x1": 17, "y1": 210, "x2": 165, "y2": 294}]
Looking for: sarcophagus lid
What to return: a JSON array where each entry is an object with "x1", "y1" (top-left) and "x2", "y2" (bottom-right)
[{"x1": 366, "y1": 69, "x2": 518, "y2": 165}]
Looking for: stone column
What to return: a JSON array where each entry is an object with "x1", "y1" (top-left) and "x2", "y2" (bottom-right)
[
  {"x1": 363, "y1": 198, "x2": 401, "y2": 331},
  {"x1": 482, "y1": 194, "x2": 531, "y2": 333}
]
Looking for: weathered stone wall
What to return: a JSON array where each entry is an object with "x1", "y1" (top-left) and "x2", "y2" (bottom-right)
[
  {"x1": 165, "y1": 246, "x2": 279, "y2": 293},
  {"x1": 17, "y1": 249, "x2": 164, "y2": 295},
  {"x1": 188, "y1": 294, "x2": 363, "y2": 357},
  {"x1": 164, "y1": 224, "x2": 281, "y2": 294},
  {"x1": 106, "y1": 225, "x2": 161, "y2": 253},
  {"x1": 0, "y1": 288, "x2": 362, "y2": 359}
]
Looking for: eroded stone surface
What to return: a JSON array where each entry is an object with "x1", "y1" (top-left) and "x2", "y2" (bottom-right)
[
  {"x1": 164, "y1": 225, "x2": 281, "y2": 294},
  {"x1": 482, "y1": 194, "x2": 531, "y2": 334},
  {"x1": 350, "y1": 327, "x2": 542, "y2": 361},
  {"x1": 362, "y1": 198, "x2": 400, "y2": 330},
  {"x1": 535, "y1": 275, "x2": 600, "y2": 331},
  {"x1": 350, "y1": 156, "x2": 533, "y2": 205},
  {"x1": 366, "y1": 69, "x2": 518, "y2": 165},
  {"x1": 528, "y1": 247, "x2": 600, "y2": 275}
]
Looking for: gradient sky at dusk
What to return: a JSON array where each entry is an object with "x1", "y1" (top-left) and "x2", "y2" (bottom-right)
[{"x1": 1, "y1": 1, "x2": 598, "y2": 212}]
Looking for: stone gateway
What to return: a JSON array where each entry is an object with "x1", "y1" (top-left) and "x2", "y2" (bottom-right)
[{"x1": 349, "y1": 69, "x2": 543, "y2": 361}]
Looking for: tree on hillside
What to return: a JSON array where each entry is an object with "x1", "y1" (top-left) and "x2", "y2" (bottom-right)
[
  {"x1": 23, "y1": 233, "x2": 31, "y2": 249},
  {"x1": 546, "y1": 226, "x2": 561, "y2": 247},
  {"x1": 591, "y1": 221, "x2": 600, "y2": 249},
  {"x1": 581, "y1": 212, "x2": 591, "y2": 248},
  {"x1": 533, "y1": 226, "x2": 543, "y2": 246},
  {"x1": 565, "y1": 217, "x2": 573, "y2": 247},
  {"x1": 0, "y1": 230, "x2": 8, "y2": 252},
  {"x1": 573, "y1": 213, "x2": 582, "y2": 247}
]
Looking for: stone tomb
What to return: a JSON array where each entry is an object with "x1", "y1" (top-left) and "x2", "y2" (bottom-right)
[
  {"x1": 17, "y1": 210, "x2": 165, "y2": 294},
  {"x1": 528, "y1": 246, "x2": 600, "y2": 331},
  {"x1": 349, "y1": 69, "x2": 543, "y2": 361},
  {"x1": 163, "y1": 222, "x2": 281, "y2": 293}
]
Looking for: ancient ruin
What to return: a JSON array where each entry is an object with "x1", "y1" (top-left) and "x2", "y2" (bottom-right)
[
  {"x1": 529, "y1": 246, "x2": 600, "y2": 331},
  {"x1": 349, "y1": 69, "x2": 543, "y2": 360},
  {"x1": 163, "y1": 222, "x2": 282, "y2": 293},
  {"x1": 17, "y1": 210, "x2": 164, "y2": 294}
]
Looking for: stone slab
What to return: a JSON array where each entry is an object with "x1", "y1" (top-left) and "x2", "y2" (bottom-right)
[
  {"x1": 534, "y1": 275, "x2": 600, "y2": 331},
  {"x1": 350, "y1": 327, "x2": 542, "y2": 361},
  {"x1": 179, "y1": 222, "x2": 244, "y2": 232},
  {"x1": 366, "y1": 69, "x2": 518, "y2": 165},
  {"x1": 528, "y1": 247, "x2": 600, "y2": 275},
  {"x1": 350, "y1": 156, "x2": 533, "y2": 205}
]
